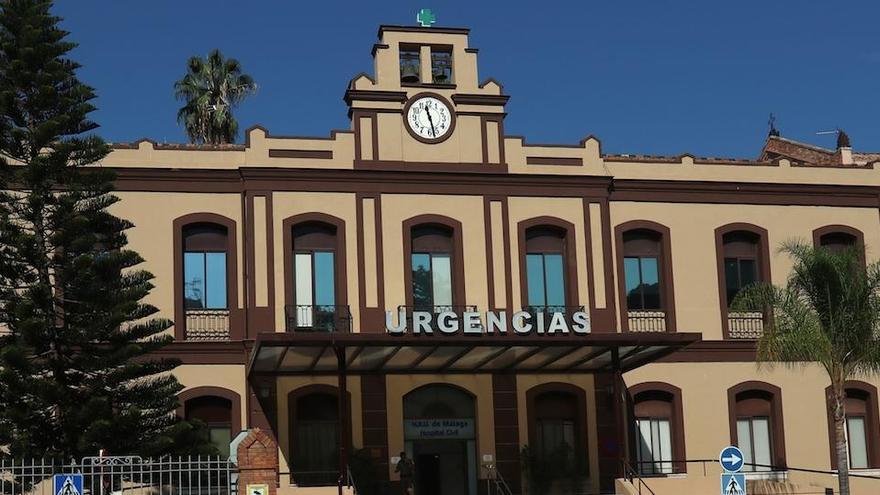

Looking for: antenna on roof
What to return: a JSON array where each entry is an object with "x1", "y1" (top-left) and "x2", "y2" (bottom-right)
[
  {"x1": 768, "y1": 113, "x2": 780, "y2": 137},
  {"x1": 815, "y1": 130, "x2": 838, "y2": 135}
]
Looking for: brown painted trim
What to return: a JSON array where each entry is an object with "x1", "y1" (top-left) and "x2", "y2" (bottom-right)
[
  {"x1": 501, "y1": 199, "x2": 514, "y2": 313},
  {"x1": 401, "y1": 92, "x2": 457, "y2": 145},
  {"x1": 612, "y1": 179, "x2": 880, "y2": 207},
  {"x1": 172, "y1": 213, "x2": 241, "y2": 341},
  {"x1": 582, "y1": 199, "x2": 599, "y2": 327},
  {"x1": 244, "y1": 192, "x2": 276, "y2": 336},
  {"x1": 714, "y1": 223, "x2": 771, "y2": 340},
  {"x1": 656, "y1": 340, "x2": 756, "y2": 362},
  {"x1": 825, "y1": 381, "x2": 880, "y2": 469},
  {"x1": 182, "y1": 387, "x2": 244, "y2": 432},
  {"x1": 526, "y1": 156, "x2": 583, "y2": 167},
  {"x1": 343, "y1": 90, "x2": 408, "y2": 105},
  {"x1": 483, "y1": 197, "x2": 497, "y2": 311},
  {"x1": 268, "y1": 149, "x2": 333, "y2": 159},
  {"x1": 628, "y1": 382, "x2": 687, "y2": 474},
  {"x1": 599, "y1": 199, "x2": 618, "y2": 328},
  {"x1": 353, "y1": 160, "x2": 509, "y2": 174},
  {"x1": 727, "y1": 381, "x2": 787, "y2": 469},
  {"x1": 516, "y1": 216, "x2": 580, "y2": 310},
  {"x1": 244, "y1": 125, "x2": 352, "y2": 146},
  {"x1": 491, "y1": 374, "x2": 521, "y2": 494},
  {"x1": 401, "y1": 214, "x2": 467, "y2": 308},
  {"x1": 401, "y1": 82, "x2": 457, "y2": 90},
  {"x1": 378, "y1": 25, "x2": 470, "y2": 36},
  {"x1": 111, "y1": 139, "x2": 245, "y2": 151},
  {"x1": 178, "y1": 386, "x2": 243, "y2": 434},
  {"x1": 371, "y1": 43, "x2": 389, "y2": 56},
  {"x1": 614, "y1": 220, "x2": 677, "y2": 332},
  {"x1": 451, "y1": 94, "x2": 510, "y2": 106},
  {"x1": 281, "y1": 213, "x2": 349, "y2": 327},
  {"x1": 152, "y1": 341, "x2": 249, "y2": 364},
  {"x1": 355, "y1": 193, "x2": 386, "y2": 332},
  {"x1": 525, "y1": 382, "x2": 589, "y2": 467}
]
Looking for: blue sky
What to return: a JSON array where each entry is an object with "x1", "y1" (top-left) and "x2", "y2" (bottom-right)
[{"x1": 55, "y1": 1, "x2": 880, "y2": 158}]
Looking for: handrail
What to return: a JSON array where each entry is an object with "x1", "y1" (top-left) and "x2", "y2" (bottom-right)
[
  {"x1": 493, "y1": 467, "x2": 513, "y2": 495},
  {"x1": 628, "y1": 458, "x2": 880, "y2": 480},
  {"x1": 622, "y1": 461, "x2": 657, "y2": 495}
]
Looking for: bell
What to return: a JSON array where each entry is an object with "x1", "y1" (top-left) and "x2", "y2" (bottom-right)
[{"x1": 400, "y1": 63, "x2": 420, "y2": 83}]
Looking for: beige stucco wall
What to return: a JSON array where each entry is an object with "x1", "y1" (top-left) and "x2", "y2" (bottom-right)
[
  {"x1": 611, "y1": 202, "x2": 880, "y2": 339},
  {"x1": 380, "y1": 194, "x2": 489, "y2": 313},
  {"x1": 624, "y1": 362, "x2": 880, "y2": 495},
  {"x1": 174, "y1": 364, "x2": 248, "y2": 433},
  {"x1": 112, "y1": 191, "x2": 244, "y2": 336},
  {"x1": 270, "y1": 192, "x2": 361, "y2": 332}
]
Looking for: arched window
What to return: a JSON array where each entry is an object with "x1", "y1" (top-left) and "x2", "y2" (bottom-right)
[
  {"x1": 716, "y1": 224, "x2": 770, "y2": 339},
  {"x1": 826, "y1": 382, "x2": 880, "y2": 470},
  {"x1": 616, "y1": 222, "x2": 677, "y2": 332},
  {"x1": 630, "y1": 383, "x2": 686, "y2": 475},
  {"x1": 526, "y1": 383, "x2": 588, "y2": 484},
  {"x1": 290, "y1": 390, "x2": 340, "y2": 486},
  {"x1": 178, "y1": 387, "x2": 241, "y2": 458},
  {"x1": 174, "y1": 214, "x2": 238, "y2": 341},
  {"x1": 185, "y1": 396, "x2": 233, "y2": 457},
  {"x1": 411, "y1": 225, "x2": 454, "y2": 311},
  {"x1": 283, "y1": 214, "x2": 348, "y2": 332},
  {"x1": 813, "y1": 226, "x2": 865, "y2": 263},
  {"x1": 728, "y1": 382, "x2": 786, "y2": 471},
  {"x1": 519, "y1": 218, "x2": 579, "y2": 317},
  {"x1": 403, "y1": 215, "x2": 466, "y2": 317}
]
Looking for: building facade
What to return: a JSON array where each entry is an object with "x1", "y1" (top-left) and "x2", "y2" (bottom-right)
[{"x1": 101, "y1": 24, "x2": 880, "y2": 495}]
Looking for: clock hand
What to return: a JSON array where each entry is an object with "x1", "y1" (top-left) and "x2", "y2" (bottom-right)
[{"x1": 424, "y1": 105, "x2": 437, "y2": 137}]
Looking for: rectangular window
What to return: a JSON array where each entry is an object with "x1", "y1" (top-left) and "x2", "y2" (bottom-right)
[
  {"x1": 847, "y1": 416, "x2": 869, "y2": 469},
  {"x1": 636, "y1": 418, "x2": 672, "y2": 474},
  {"x1": 411, "y1": 253, "x2": 453, "y2": 310},
  {"x1": 737, "y1": 417, "x2": 772, "y2": 472},
  {"x1": 725, "y1": 258, "x2": 758, "y2": 306},
  {"x1": 625, "y1": 256, "x2": 661, "y2": 310},
  {"x1": 184, "y1": 251, "x2": 227, "y2": 309},
  {"x1": 295, "y1": 251, "x2": 336, "y2": 328},
  {"x1": 431, "y1": 48, "x2": 453, "y2": 83},
  {"x1": 526, "y1": 253, "x2": 566, "y2": 308}
]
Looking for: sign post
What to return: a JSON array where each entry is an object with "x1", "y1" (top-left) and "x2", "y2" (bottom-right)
[
  {"x1": 53, "y1": 474, "x2": 83, "y2": 495},
  {"x1": 719, "y1": 446, "x2": 746, "y2": 495}
]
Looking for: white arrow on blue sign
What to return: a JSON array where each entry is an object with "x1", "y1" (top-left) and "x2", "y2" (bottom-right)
[
  {"x1": 719, "y1": 445, "x2": 745, "y2": 472},
  {"x1": 53, "y1": 474, "x2": 83, "y2": 495}
]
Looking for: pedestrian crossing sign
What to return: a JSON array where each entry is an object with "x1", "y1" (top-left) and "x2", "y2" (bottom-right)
[
  {"x1": 53, "y1": 474, "x2": 83, "y2": 495},
  {"x1": 721, "y1": 473, "x2": 746, "y2": 495}
]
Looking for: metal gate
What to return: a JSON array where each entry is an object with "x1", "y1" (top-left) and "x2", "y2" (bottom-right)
[{"x1": 0, "y1": 456, "x2": 237, "y2": 495}]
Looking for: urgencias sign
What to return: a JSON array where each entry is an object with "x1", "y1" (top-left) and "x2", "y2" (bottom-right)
[{"x1": 385, "y1": 309, "x2": 590, "y2": 335}]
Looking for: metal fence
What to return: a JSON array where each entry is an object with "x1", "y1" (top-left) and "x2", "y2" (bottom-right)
[{"x1": 0, "y1": 456, "x2": 237, "y2": 495}]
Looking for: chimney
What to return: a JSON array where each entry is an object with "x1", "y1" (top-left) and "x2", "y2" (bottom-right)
[{"x1": 836, "y1": 129, "x2": 853, "y2": 165}]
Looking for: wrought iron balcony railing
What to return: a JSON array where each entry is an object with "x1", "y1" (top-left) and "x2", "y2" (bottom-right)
[
  {"x1": 184, "y1": 309, "x2": 230, "y2": 341},
  {"x1": 285, "y1": 305, "x2": 351, "y2": 333},
  {"x1": 728, "y1": 310, "x2": 765, "y2": 339},
  {"x1": 524, "y1": 305, "x2": 585, "y2": 320},
  {"x1": 627, "y1": 310, "x2": 667, "y2": 332}
]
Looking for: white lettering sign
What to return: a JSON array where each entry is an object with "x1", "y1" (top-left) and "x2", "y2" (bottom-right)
[
  {"x1": 404, "y1": 418, "x2": 475, "y2": 440},
  {"x1": 385, "y1": 310, "x2": 590, "y2": 335}
]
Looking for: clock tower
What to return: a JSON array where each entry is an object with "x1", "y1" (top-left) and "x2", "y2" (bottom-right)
[{"x1": 343, "y1": 24, "x2": 509, "y2": 170}]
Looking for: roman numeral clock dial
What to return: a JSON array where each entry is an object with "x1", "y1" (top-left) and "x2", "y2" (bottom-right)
[{"x1": 404, "y1": 93, "x2": 456, "y2": 144}]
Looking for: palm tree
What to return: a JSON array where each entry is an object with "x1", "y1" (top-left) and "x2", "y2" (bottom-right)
[
  {"x1": 733, "y1": 242, "x2": 880, "y2": 495},
  {"x1": 174, "y1": 49, "x2": 256, "y2": 144}
]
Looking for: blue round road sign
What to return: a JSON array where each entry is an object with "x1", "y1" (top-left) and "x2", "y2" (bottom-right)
[{"x1": 719, "y1": 446, "x2": 744, "y2": 472}]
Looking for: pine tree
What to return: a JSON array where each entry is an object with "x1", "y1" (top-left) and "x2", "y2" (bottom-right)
[{"x1": 0, "y1": 0, "x2": 211, "y2": 459}]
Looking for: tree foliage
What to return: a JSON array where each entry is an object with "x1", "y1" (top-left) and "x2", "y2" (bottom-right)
[
  {"x1": 174, "y1": 49, "x2": 256, "y2": 145},
  {"x1": 733, "y1": 241, "x2": 880, "y2": 495},
  {"x1": 0, "y1": 0, "x2": 212, "y2": 459}
]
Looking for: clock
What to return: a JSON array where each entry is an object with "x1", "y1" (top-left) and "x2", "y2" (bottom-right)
[{"x1": 403, "y1": 93, "x2": 455, "y2": 143}]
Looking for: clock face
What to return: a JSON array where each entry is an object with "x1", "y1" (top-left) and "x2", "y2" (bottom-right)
[{"x1": 405, "y1": 95, "x2": 454, "y2": 142}]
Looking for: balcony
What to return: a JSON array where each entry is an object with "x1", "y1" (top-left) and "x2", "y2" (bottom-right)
[
  {"x1": 627, "y1": 310, "x2": 667, "y2": 332},
  {"x1": 285, "y1": 305, "x2": 351, "y2": 332},
  {"x1": 728, "y1": 310, "x2": 765, "y2": 339},
  {"x1": 184, "y1": 309, "x2": 230, "y2": 341}
]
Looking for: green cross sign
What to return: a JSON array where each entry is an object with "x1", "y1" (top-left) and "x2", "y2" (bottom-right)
[{"x1": 417, "y1": 9, "x2": 436, "y2": 27}]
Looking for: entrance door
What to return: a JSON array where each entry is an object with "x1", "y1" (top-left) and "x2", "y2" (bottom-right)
[{"x1": 413, "y1": 440, "x2": 468, "y2": 495}]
